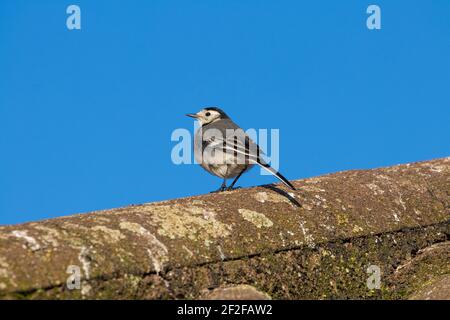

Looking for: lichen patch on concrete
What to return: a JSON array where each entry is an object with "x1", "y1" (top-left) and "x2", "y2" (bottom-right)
[
  {"x1": 253, "y1": 191, "x2": 290, "y2": 204},
  {"x1": 182, "y1": 245, "x2": 194, "y2": 258},
  {"x1": 254, "y1": 192, "x2": 269, "y2": 203},
  {"x1": 299, "y1": 220, "x2": 316, "y2": 248},
  {"x1": 301, "y1": 185, "x2": 326, "y2": 192},
  {"x1": 0, "y1": 257, "x2": 9, "y2": 278},
  {"x1": 119, "y1": 221, "x2": 169, "y2": 273},
  {"x1": 119, "y1": 221, "x2": 148, "y2": 236},
  {"x1": 392, "y1": 211, "x2": 401, "y2": 222},
  {"x1": 78, "y1": 246, "x2": 91, "y2": 279},
  {"x1": 10, "y1": 230, "x2": 41, "y2": 251},
  {"x1": 217, "y1": 245, "x2": 226, "y2": 261},
  {"x1": 144, "y1": 205, "x2": 232, "y2": 241},
  {"x1": 336, "y1": 213, "x2": 349, "y2": 225},
  {"x1": 91, "y1": 226, "x2": 125, "y2": 243},
  {"x1": 394, "y1": 195, "x2": 407, "y2": 211},
  {"x1": 33, "y1": 225, "x2": 60, "y2": 247},
  {"x1": 239, "y1": 209, "x2": 274, "y2": 228},
  {"x1": 119, "y1": 222, "x2": 168, "y2": 255},
  {"x1": 81, "y1": 283, "x2": 92, "y2": 296},
  {"x1": 366, "y1": 183, "x2": 385, "y2": 195},
  {"x1": 147, "y1": 249, "x2": 164, "y2": 274}
]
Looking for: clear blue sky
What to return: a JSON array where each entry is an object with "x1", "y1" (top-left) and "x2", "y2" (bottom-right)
[{"x1": 1, "y1": 1, "x2": 449, "y2": 225}]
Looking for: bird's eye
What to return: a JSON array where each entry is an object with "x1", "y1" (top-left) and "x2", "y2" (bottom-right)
[{"x1": 205, "y1": 112, "x2": 211, "y2": 117}]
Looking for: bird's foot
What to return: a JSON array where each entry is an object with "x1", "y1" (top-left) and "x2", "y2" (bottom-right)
[{"x1": 226, "y1": 186, "x2": 241, "y2": 191}]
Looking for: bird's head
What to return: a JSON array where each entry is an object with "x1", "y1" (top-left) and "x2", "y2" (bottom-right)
[{"x1": 186, "y1": 107, "x2": 229, "y2": 125}]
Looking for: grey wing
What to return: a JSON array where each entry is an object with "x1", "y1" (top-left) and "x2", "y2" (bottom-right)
[
  {"x1": 206, "y1": 120, "x2": 296, "y2": 190},
  {"x1": 205, "y1": 119, "x2": 264, "y2": 164}
]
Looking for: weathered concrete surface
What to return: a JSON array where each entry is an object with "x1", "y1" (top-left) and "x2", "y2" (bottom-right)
[
  {"x1": 202, "y1": 285, "x2": 271, "y2": 300},
  {"x1": 409, "y1": 274, "x2": 450, "y2": 300},
  {"x1": 0, "y1": 157, "x2": 448, "y2": 299}
]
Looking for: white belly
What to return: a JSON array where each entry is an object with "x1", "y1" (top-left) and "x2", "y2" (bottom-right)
[
  {"x1": 194, "y1": 129, "x2": 255, "y2": 179},
  {"x1": 202, "y1": 162, "x2": 254, "y2": 178},
  {"x1": 196, "y1": 149, "x2": 253, "y2": 178}
]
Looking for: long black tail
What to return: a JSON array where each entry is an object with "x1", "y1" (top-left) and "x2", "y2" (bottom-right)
[
  {"x1": 254, "y1": 160, "x2": 296, "y2": 191},
  {"x1": 217, "y1": 136, "x2": 296, "y2": 191}
]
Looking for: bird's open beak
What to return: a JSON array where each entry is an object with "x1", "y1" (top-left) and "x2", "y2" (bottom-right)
[{"x1": 186, "y1": 113, "x2": 199, "y2": 118}]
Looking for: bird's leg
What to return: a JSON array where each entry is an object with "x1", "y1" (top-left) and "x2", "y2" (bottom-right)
[
  {"x1": 211, "y1": 179, "x2": 227, "y2": 193},
  {"x1": 227, "y1": 166, "x2": 247, "y2": 191},
  {"x1": 220, "y1": 179, "x2": 227, "y2": 191}
]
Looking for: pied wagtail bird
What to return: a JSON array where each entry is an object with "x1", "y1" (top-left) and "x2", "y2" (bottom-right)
[{"x1": 186, "y1": 107, "x2": 296, "y2": 192}]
